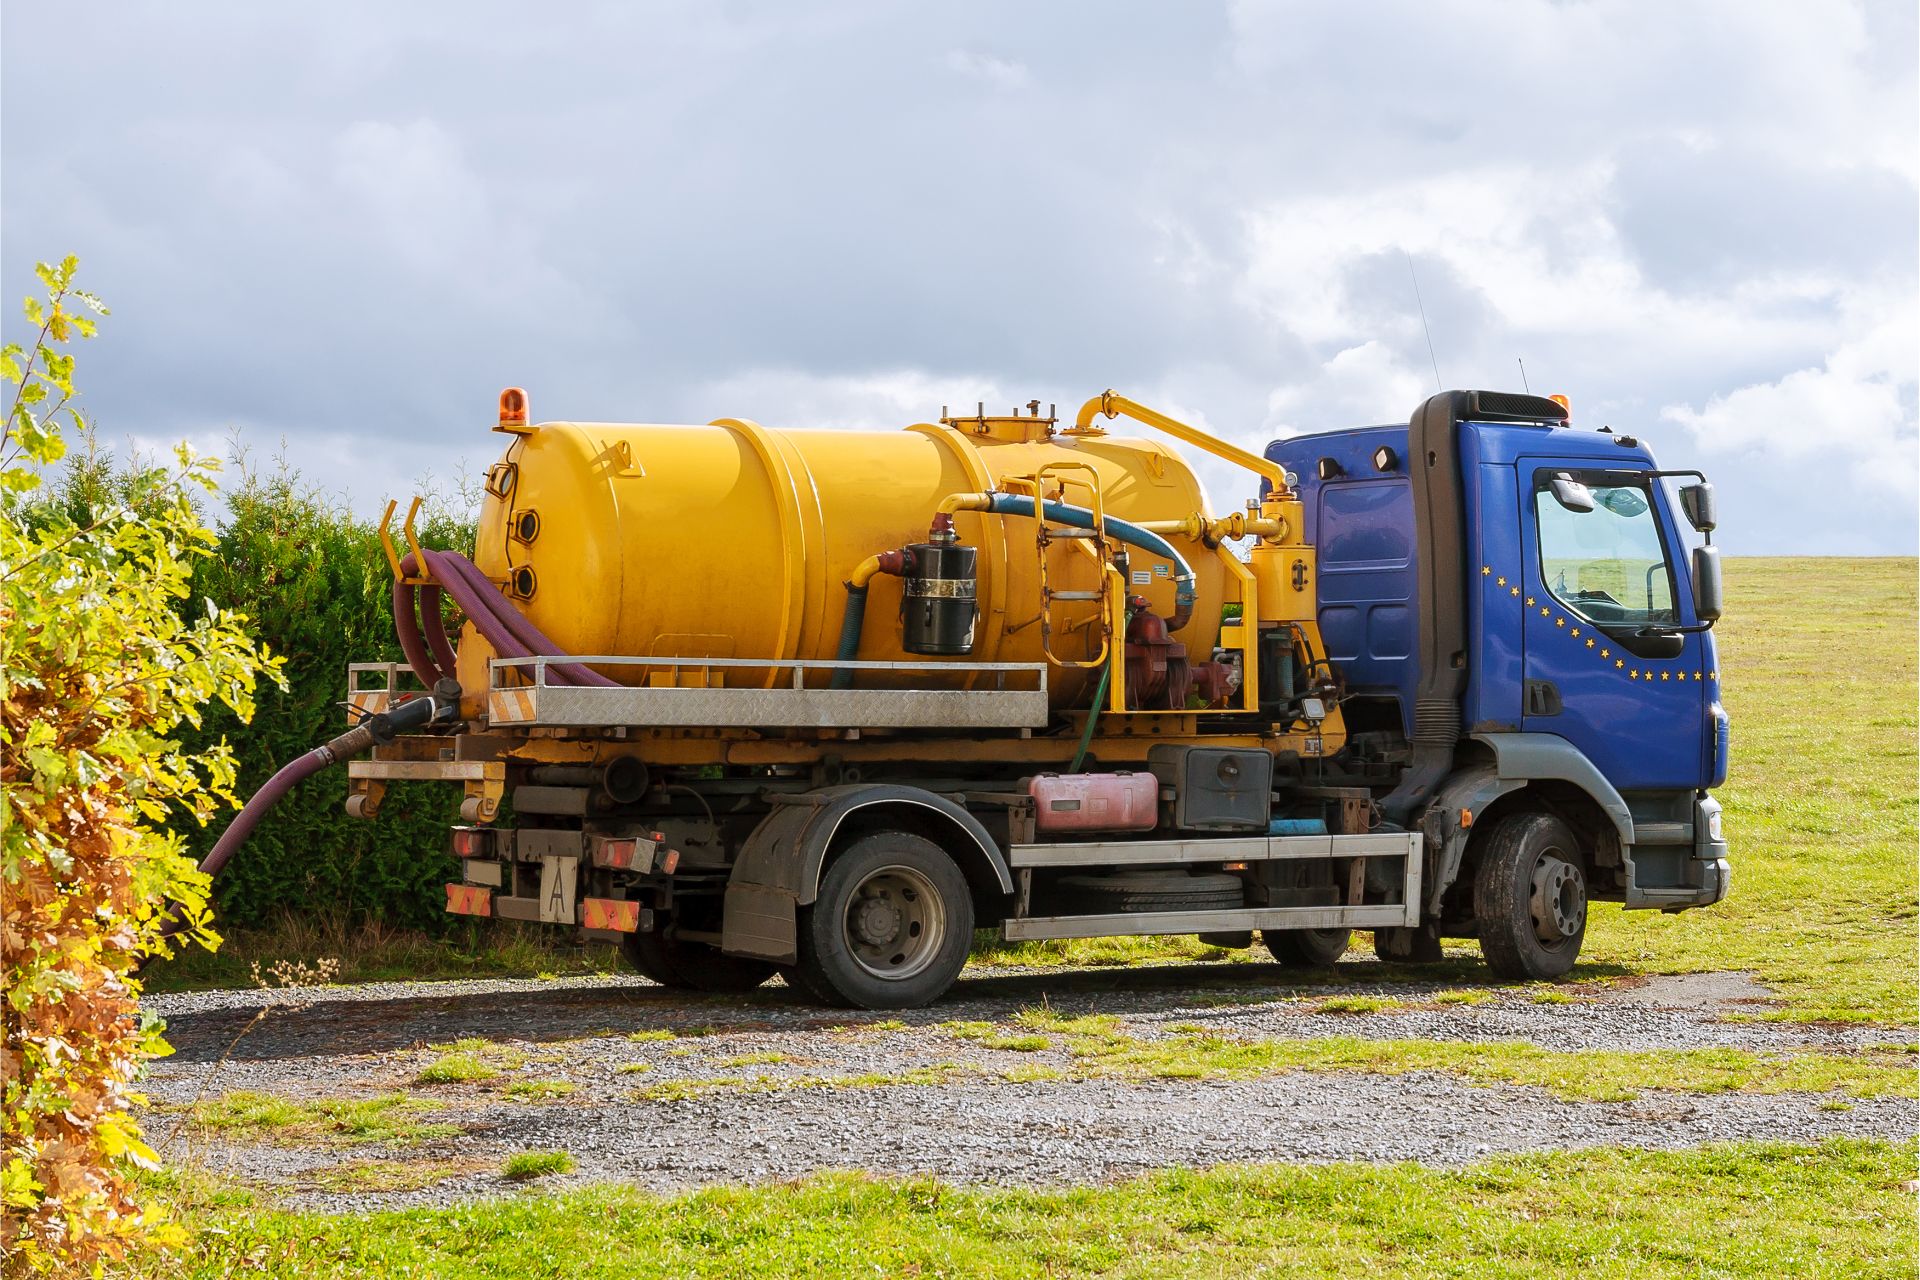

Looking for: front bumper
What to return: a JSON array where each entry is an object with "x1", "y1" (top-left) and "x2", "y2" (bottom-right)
[{"x1": 1624, "y1": 795, "x2": 1729, "y2": 911}]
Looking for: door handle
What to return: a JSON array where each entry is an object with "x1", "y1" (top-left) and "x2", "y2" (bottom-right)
[{"x1": 1525, "y1": 680, "x2": 1563, "y2": 716}]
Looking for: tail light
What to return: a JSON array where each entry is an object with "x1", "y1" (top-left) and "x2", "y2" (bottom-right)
[{"x1": 451, "y1": 827, "x2": 492, "y2": 858}]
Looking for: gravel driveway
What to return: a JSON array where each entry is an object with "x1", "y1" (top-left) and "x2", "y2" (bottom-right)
[{"x1": 143, "y1": 959, "x2": 1918, "y2": 1212}]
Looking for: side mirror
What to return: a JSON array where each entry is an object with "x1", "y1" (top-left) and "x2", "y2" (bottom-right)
[
  {"x1": 1691, "y1": 545, "x2": 1723, "y2": 623},
  {"x1": 1549, "y1": 472, "x2": 1595, "y2": 513},
  {"x1": 1678, "y1": 482, "x2": 1717, "y2": 533}
]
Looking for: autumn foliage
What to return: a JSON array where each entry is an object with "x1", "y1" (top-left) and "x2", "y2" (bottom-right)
[{"x1": 1, "y1": 260, "x2": 280, "y2": 1273}]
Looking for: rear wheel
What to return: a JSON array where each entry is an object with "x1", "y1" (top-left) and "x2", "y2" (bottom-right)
[
  {"x1": 622, "y1": 928, "x2": 779, "y2": 993},
  {"x1": 796, "y1": 832, "x2": 973, "y2": 1010},
  {"x1": 1262, "y1": 928, "x2": 1351, "y2": 969},
  {"x1": 1473, "y1": 811, "x2": 1588, "y2": 981}
]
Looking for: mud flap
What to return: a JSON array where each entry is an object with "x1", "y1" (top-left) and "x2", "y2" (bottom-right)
[{"x1": 722, "y1": 883, "x2": 799, "y2": 963}]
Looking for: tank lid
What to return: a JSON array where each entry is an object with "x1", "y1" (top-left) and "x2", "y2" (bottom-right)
[{"x1": 939, "y1": 399, "x2": 1058, "y2": 443}]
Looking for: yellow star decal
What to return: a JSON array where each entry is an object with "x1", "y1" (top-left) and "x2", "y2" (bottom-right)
[
  {"x1": 1709, "y1": 671, "x2": 1718, "y2": 680},
  {"x1": 1510, "y1": 586, "x2": 1521, "y2": 597},
  {"x1": 1526, "y1": 596, "x2": 1536, "y2": 606},
  {"x1": 1496, "y1": 576, "x2": 1507, "y2": 587},
  {"x1": 1481, "y1": 565, "x2": 1492, "y2": 576},
  {"x1": 1600, "y1": 648, "x2": 1610, "y2": 658},
  {"x1": 1660, "y1": 671, "x2": 1669, "y2": 681},
  {"x1": 1645, "y1": 671, "x2": 1657, "y2": 681},
  {"x1": 1614, "y1": 660, "x2": 1624, "y2": 668},
  {"x1": 1585, "y1": 638, "x2": 1595, "y2": 648},
  {"x1": 1540, "y1": 607, "x2": 1550, "y2": 617},
  {"x1": 1629, "y1": 669, "x2": 1638, "y2": 679},
  {"x1": 1570, "y1": 627, "x2": 1580, "y2": 637},
  {"x1": 1554, "y1": 617, "x2": 1565, "y2": 628}
]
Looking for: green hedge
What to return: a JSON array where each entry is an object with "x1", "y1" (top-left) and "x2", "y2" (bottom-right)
[{"x1": 35, "y1": 449, "x2": 477, "y2": 931}]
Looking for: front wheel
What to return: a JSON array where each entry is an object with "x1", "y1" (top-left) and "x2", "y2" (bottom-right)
[
  {"x1": 796, "y1": 832, "x2": 974, "y2": 1009},
  {"x1": 1473, "y1": 811, "x2": 1588, "y2": 981}
]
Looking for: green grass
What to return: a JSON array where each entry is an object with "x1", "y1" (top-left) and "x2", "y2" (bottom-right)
[
  {"x1": 501, "y1": 1150, "x2": 575, "y2": 1181},
  {"x1": 414, "y1": 1052, "x2": 499, "y2": 1085},
  {"x1": 307, "y1": 1158, "x2": 478, "y2": 1194},
  {"x1": 144, "y1": 911, "x2": 622, "y2": 993},
  {"x1": 1090, "y1": 1031, "x2": 1915, "y2": 1102},
  {"x1": 718, "y1": 1052, "x2": 789, "y2": 1067},
  {"x1": 601, "y1": 1003, "x2": 1916, "y2": 1104},
  {"x1": 1579, "y1": 559, "x2": 1918, "y2": 1023},
  {"x1": 940, "y1": 1020, "x2": 1054, "y2": 1052},
  {"x1": 1316, "y1": 995, "x2": 1402, "y2": 1014},
  {"x1": 187, "y1": 1092, "x2": 461, "y2": 1145},
  {"x1": 501, "y1": 1079, "x2": 577, "y2": 1101},
  {"x1": 139, "y1": 1140, "x2": 1916, "y2": 1278}
]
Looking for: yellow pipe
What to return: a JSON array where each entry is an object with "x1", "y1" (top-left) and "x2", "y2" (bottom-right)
[
  {"x1": 1073, "y1": 391, "x2": 1292, "y2": 494},
  {"x1": 936, "y1": 491, "x2": 995, "y2": 518},
  {"x1": 1135, "y1": 511, "x2": 1289, "y2": 543},
  {"x1": 847, "y1": 554, "x2": 888, "y2": 590}
]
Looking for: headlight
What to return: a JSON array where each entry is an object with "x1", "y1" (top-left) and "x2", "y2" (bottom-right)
[{"x1": 1707, "y1": 809, "x2": 1723, "y2": 842}]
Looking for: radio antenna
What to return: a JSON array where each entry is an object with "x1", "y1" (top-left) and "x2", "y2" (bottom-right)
[
  {"x1": 1517, "y1": 357, "x2": 1531, "y2": 393},
  {"x1": 1405, "y1": 250, "x2": 1443, "y2": 391}
]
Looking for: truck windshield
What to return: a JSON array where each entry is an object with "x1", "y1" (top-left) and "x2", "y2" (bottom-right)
[{"x1": 1533, "y1": 471, "x2": 1678, "y2": 626}]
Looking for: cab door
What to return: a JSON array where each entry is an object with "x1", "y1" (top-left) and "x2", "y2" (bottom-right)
[{"x1": 1514, "y1": 460, "x2": 1708, "y2": 791}]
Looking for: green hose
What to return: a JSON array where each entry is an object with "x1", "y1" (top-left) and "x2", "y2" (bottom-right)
[{"x1": 1068, "y1": 660, "x2": 1112, "y2": 774}]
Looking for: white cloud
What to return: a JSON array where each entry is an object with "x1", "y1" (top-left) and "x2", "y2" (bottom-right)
[
  {"x1": 689, "y1": 369, "x2": 1015, "y2": 431},
  {"x1": 4, "y1": 1, "x2": 1914, "y2": 552},
  {"x1": 1265, "y1": 341, "x2": 1427, "y2": 438},
  {"x1": 944, "y1": 49, "x2": 1029, "y2": 89},
  {"x1": 1660, "y1": 304, "x2": 1919, "y2": 503}
]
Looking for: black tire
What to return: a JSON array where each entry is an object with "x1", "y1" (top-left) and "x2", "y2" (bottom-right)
[
  {"x1": 620, "y1": 929, "x2": 684, "y2": 987},
  {"x1": 1372, "y1": 925, "x2": 1445, "y2": 964},
  {"x1": 1263, "y1": 928, "x2": 1351, "y2": 969},
  {"x1": 775, "y1": 962, "x2": 830, "y2": 1001},
  {"x1": 796, "y1": 832, "x2": 974, "y2": 1010},
  {"x1": 1473, "y1": 811, "x2": 1588, "y2": 981},
  {"x1": 621, "y1": 929, "x2": 778, "y2": 993},
  {"x1": 1055, "y1": 870, "x2": 1246, "y2": 915}
]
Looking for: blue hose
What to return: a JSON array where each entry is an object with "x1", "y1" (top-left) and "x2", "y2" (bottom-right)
[{"x1": 984, "y1": 494, "x2": 1197, "y2": 627}]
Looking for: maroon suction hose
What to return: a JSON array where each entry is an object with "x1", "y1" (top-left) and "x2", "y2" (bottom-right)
[
  {"x1": 154, "y1": 682, "x2": 461, "y2": 946},
  {"x1": 395, "y1": 550, "x2": 616, "y2": 689}
]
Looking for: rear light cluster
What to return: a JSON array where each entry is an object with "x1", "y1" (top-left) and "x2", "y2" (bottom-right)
[
  {"x1": 591, "y1": 832, "x2": 678, "y2": 874},
  {"x1": 450, "y1": 827, "x2": 681, "y2": 874}
]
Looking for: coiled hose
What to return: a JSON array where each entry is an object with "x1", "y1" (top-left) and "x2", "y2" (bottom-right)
[{"x1": 394, "y1": 549, "x2": 616, "y2": 689}]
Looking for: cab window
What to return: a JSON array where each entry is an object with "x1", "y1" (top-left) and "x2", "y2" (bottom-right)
[{"x1": 1533, "y1": 470, "x2": 1677, "y2": 627}]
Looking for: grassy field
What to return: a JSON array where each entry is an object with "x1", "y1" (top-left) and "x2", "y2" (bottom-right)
[
  {"x1": 139, "y1": 1140, "x2": 1915, "y2": 1279},
  {"x1": 145, "y1": 558, "x2": 1917, "y2": 1025},
  {"x1": 1577, "y1": 558, "x2": 1916, "y2": 1022}
]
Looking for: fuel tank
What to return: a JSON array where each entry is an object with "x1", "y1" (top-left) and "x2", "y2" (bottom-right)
[{"x1": 458, "y1": 408, "x2": 1232, "y2": 705}]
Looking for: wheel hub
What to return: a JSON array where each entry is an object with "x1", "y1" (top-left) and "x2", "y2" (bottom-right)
[
  {"x1": 841, "y1": 864, "x2": 945, "y2": 981},
  {"x1": 1529, "y1": 855, "x2": 1586, "y2": 943},
  {"x1": 851, "y1": 896, "x2": 903, "y2": 947}
]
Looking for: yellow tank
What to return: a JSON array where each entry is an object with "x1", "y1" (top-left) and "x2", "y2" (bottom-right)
[{"x1": 456, "y1": 408, "x2": 1234, "y2": 706}]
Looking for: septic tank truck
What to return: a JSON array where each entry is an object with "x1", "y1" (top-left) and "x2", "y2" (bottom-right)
[{"x1": 203, "y1": 387, "x2": 1728, "y2": 1009}]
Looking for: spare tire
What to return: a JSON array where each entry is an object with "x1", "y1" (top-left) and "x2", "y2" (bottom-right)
[{"x1": 1055, "y1": 870, "x2": 1246, "y2": 915}]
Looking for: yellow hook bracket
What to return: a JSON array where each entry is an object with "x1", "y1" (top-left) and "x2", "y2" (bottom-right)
[{"x1": 378, "y1": 496, "x2": 434, "y2": 585}]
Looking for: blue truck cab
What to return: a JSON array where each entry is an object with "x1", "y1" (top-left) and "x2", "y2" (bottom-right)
[{"x1": 1267, "y1": 389, "x2": 1730, "y2": 975}]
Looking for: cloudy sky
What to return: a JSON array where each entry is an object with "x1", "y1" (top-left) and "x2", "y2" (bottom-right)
[{"x1": 4, "y1": 1, "x2": 1914, "y2": 552}]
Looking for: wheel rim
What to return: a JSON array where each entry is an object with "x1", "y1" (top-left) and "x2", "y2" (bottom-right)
[
  {"x1": 1529, "y1": 852, "x2": 1587, "y2": 945},
  {"x1": 842, "y1": 863, "x2": 946, "y2": 981}
]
